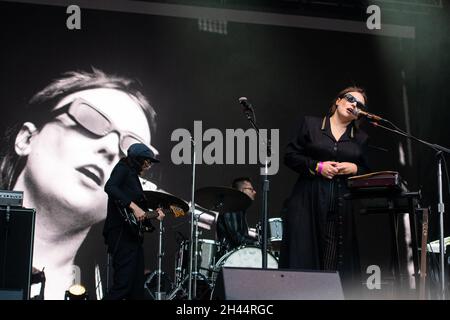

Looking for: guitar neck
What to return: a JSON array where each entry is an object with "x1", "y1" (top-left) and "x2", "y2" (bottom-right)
[{"x1": 145, "y1": 210, "x2": 160, "y2": 220}]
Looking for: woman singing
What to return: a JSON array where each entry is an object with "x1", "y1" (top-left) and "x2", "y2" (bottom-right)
[{"x1": 279, "y1": 86, "x2": 370, "y2": 293}]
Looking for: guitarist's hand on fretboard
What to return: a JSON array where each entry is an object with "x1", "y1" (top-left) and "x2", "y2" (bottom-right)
[
  {"x1": 155, "y1": 208, "x2": 165, "y2": 221},
  {"x1": 129, "y1": 201, "x2": 146, "y2": 222}
]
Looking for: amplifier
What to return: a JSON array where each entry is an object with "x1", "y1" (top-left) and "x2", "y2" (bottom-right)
[{"x1": 0, "y1": 190, "x2": 24, "y2": 207}]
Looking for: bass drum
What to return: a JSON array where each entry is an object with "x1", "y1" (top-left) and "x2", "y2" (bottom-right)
[{"x1": 213, "y1": 245, "x2": 278, "y2": 279}]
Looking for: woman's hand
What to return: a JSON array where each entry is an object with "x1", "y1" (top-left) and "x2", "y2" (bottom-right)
[
  {"x1": 320, "y1": 161, "x2": 339, "y2": 179},
  {"x1": 336, "y1": 162, "x2": 358, "y2": 175}
]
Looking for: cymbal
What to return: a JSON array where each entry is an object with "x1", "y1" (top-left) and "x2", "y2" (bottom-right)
[
  {"x1": 427, "y1": 237, "x2": 450, "y2": 253},
  {"x1": 143, "y1": 189, "x2": 190, "y2": 214},
  {"x1": 194, "y1": 186, "x2": 252, "y2": 213}
]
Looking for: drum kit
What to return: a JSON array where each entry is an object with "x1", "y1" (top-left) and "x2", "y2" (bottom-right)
[{"x1": 141, "y1": 186, "x2": 283, "y2": 300}]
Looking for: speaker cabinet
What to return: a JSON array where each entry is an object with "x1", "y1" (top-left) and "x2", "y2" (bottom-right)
[
  {"x1": 0, "y1": 289, "x2": 24, "y2": 300},
  {"x1": 213, "y1": 267, "x2": 344, "y2": 300},
  {"x1": 0, "y1": 207, "x2": 35, "y2": 300}
]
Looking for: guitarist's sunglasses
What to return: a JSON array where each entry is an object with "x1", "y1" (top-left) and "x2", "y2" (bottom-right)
[{"x1": 51, "y1": 97, "x2": 157, "y2": 157}]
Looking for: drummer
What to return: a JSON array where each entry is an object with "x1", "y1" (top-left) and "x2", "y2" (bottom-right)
[{"x1": 216, "y1": 177, "x2": 259, "y2": 254}]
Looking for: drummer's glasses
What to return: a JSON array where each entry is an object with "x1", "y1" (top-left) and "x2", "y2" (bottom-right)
[
  {"x1": 343, "y1": 93, "x2": 366, "y2": 110},
  {"x1": 51, "y1": 97, "x2": 155, "y2": 157}
]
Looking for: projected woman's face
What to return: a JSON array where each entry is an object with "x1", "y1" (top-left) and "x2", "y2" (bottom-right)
[{"x1": 18, "y1": 88, "x2": 151, "y2": 226}]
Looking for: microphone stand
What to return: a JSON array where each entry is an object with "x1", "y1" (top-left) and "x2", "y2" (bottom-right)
[
  {"x1": 370, "y1": 120, "x2": 450, "y2": 300},
  {"x1": 156, "y1": 218, "x2": 164, "y2": 300},
  {"x1": 188, "y1": 136, "x2": 197, "y2": 300},
  {"x1": 241, "y1": 103, "x2": 271, "y2": 269}
]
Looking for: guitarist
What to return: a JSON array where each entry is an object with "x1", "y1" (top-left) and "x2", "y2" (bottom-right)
[{"x1": 103, "y1": 143, "x2": 165, "y2": 300}]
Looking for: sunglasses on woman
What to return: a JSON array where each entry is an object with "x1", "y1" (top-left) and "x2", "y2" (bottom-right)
[
  {"x1": 343, "y1": 93, "x2": 366, "y2": 110},
  {"x1": 51, "y1": 97, "x2": 157, "y2": 156}
]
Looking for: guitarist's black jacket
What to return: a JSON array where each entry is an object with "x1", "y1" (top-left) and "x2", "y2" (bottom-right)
[{"x1": 103, "y1": 158, "x2": 145, "y2": 247}]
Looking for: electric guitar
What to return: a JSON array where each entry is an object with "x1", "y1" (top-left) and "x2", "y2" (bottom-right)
[{"x1": 115, "y1": 200, "x2": 185, "y2": 238}]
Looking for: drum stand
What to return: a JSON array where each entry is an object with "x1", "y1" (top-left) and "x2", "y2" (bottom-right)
[
  {"x1": 166, "y1": 213, "x2": 204, "y2": 300},
  {"x1": 155, "y1": 219, "x2": 164, "y2": 300},
  {"x1": 147, "y1": 219, "x2": 167, "y2": 300}
]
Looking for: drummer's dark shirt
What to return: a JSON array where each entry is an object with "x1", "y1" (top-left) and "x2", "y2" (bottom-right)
[{"x1": 216, "y1": 211, "x2": 257, "y2": 252}]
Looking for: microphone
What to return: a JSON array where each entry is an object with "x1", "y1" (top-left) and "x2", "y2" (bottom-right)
[
  {"x1": 352, "y1": 107, "x2": 384, "y2": 122},
  {"x1": 238, "y1": 97, "x2": 252, "y2": 111}
]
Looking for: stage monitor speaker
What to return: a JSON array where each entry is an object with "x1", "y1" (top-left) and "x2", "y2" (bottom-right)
[
  {"x1": 0, "y1": 289, "x2": 23, "y2": 300},
  {"x1": 0, "y1": 207, "x2": 35, "y2": 300},
  {"x1": 213, "y1": 267, "x2": 344, "y2": 300}
]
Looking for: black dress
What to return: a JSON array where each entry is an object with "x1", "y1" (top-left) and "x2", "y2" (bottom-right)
[{"x1": 279, "y1": 116, "x2": 369, "y2": 284}]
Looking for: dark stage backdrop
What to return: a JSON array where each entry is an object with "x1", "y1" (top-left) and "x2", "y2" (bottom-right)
[{"x1": 1, "y1": 1, "x2": 449, "y2": 299}]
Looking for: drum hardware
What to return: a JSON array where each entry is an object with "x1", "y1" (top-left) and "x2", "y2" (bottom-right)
[
  {"x1": 191, "y1": 204, "x2": 218, "y2": 231},
  {"x1": 166, "y1": 211, "x2": 212, "y2": 300},
  {"x1": 167, "y1": 185, "x2": 253, "y2": 300},
  {"x1": 190, "y1": 209, "x2": 203, "y2": 299},
  {"x1": 142, "y1": 190, "x2": 189, "y2": 300},
  {"x1": 248, "y1": 227, "x2": 258, "y2": 240},
  {"x1": 155, "y1": 218, "x2": 164, "y2": 300},
  {"x1": 169, "y1": 135, "x2": 203, "y2": 300},
  {"x1": 144, "y1": 270, "x2": 173, "y2": 300},
  {"x1": 167, "y1": 272, "x2": 212, "y2": 300},
  {"x1": 168, "y1": 238, "x2": 218, "y2": 300},
  {"x1": 175, "y1": 185, "x2": 251, "y2": 299}
]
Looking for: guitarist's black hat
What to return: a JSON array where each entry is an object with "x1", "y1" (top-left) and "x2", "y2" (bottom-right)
[{"x1": 127, "y1": 143, "x2": 160, "y2": 163}]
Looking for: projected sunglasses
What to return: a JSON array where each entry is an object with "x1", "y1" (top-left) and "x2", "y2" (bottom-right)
[{"x1": 51, "y1": 97, "x2": 156, "y2": 156}]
